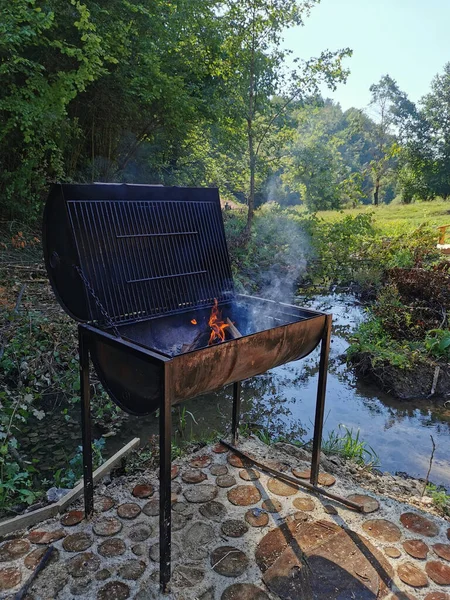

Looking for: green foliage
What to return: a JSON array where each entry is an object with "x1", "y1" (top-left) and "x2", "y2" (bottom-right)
[
  {"x1": 0, "y1": 391, "x2": 38, "y2": 509},
  {"x1": 322, "y1": 425, "x2": 380, "y2": 468},
  {"x1": 347, "y1": 317, "x2": 417, "y2": 370},
  {"x1": 56, "y1": 438, "x2": 105, "y2": 489},
  {"x1": 426, "y1": 483, "x2": 450, "y2": 516},
  {"x1": 425, "y1": 329, "x2": 450, "y2": 359}
]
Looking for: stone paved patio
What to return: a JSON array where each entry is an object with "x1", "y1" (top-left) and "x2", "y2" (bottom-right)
[{"x1": 0, "y1": 437, "x2": 449, "y2": 599}]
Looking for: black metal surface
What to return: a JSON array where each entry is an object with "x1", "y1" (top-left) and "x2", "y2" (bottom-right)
[
  {"x1": 160, "y1": 366, "x2": 173, "y2": 592},
  {"x1": 79, "y1": 328, "x2": 94, "y2": 518},
  {"x1": 43, "y1": 183, "x2": 233, "y2": 325},
  {"x1": 311, "y1": 314, "x2": 332, "y2": 486}
]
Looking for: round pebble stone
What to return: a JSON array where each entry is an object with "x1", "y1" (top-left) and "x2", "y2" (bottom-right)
[
  {"x1": 262, "y1": 499, "x2": 282, "y2": 513},
  {"x1": 287, "y1": 511, "x2": 308, "y2": 524},
  {"x1": 172, "y1": 481, "x2": 182, "y2": 494},
  {"x1": 28, "y1": 529, "x2": 66, "y2": 544},
  {"x1": 324, "y1": 504, "x2": 338, "y2": 515},
  {"x1": 432, "y1": 544, "x2": 450, "y2": 562},
  {"x1": 184, "y1": 484, "x2": 218, "y2": 503},
  {"x1": 171, "y1": 464, "x2": 180, "y2": 479},
  {"x1": 239, "y1": 468, "x2": 260, "y2": 481},
  {"x1": 292, "y1": 469, "x2": 336, "y2": 486},
  {"x1": 403, "y1": 539, "x2": 429, "y2": 560},
  {"x1": 61, "y1": 510, "x2": 84, "y2": 527},
  {"x1": 210, "y1": 464, "x2": 228, "y2": 476},
  {"x1": 93, "y1": 517, "x2": 123, "y2": 537},
  {"x1": 400, "y1": 512, "x2": 439, "y2": 537},
  {"x1": 212, "y1": 443, "x2": 228, "y2": 454},
  {"x1": 228, "y1": 453, "x2": 251, "y2": 468},
  {"x1": 362, "y1": 519, "x2": 402, "y2": 542},
  {"x1": 149, "y1": 542, "x2": 181, "y2": 563},
  {"x1": 199, "y1": 501, "x2": 227, "y2": 522},
  {"x1": 397, "y1": 562, "x2": 428, "y2": 587},
  {"x1": 128, "y1": 524, "x2": 153, "y2": 542},
  {"x1": 221, "y1": 520, "x2": 249, "y2": 538},
  {"x1": 62, "y1": 532, "x2": 93, "y2": 553},
  {"x1": 95, "y1": 569, "x2": 111, "y2": 581},
  {"x1": 98, "y1": 538, "x2": 126, "y2": 558},
  {"x1": 131, "y1": 543, "x2": 145, "y2": 556},
  {"x1": 0, "y1": 566, "x2": 21, "y2": 591},
  {"x1": 227, "y1": 485, "x2": 261, "y2": 506},
  {"x1": 132, "y1": 484, "x2": 154, "y2": 499},
  {"x1": 347, "y1": 494, "x2": 380, "y2": 514},
  {"x1": 25, "y1": 547, "x2": 53, "y2": 570},
  {"x1": 389, "y1": 593, "x2": 419, "y2": 600},
  {"x1": 293, "y1": 497, "x2": 315, "y2": 512},
  {"x1": 117, "y1": 503, "x2": 141, "y2": 519},
  {"x1": 67, "y1": 552, "x2": 101, "y2": 578},
  {"x1": 267, "y1": 478, "x2": 297, "y2": 497},
  {"x1": 221, "y1": 583, "x2": 270, "y2": 600},
  {"x1": 182, "y1": 469, "x2": 207, "y2": 484},
  {"x1": 199, "y1": 587, "x2": 216, "y2": 600},
  {"x1": 172, "y1": 502, "x2": 194, "y2": 518},
  {"x1": 70, "y1": 577, "x2": 92, "y2": 596},
  {"x1": 424, "y1": 593, "x2": 450, "y2": 600},
  {"x1": 385, "y1": 547, "x2": 402, "y2": 559},
  {"x1": 425, "y1": 560, "x2": 450, "y2": 585},
  {"x1": 97, "y1": 581, "x2": 130, "y2": 600},
  {"x1": 0, "y1": 539, "x2": 30, "y2": 561},
  {"x1": 117, "y1": 559, "x2": 146, "y2": 580},
  {"x1": 142, "y1": 499, "x2": 159, "y2": 516},
  {"x1": 245, "y1": 508, "x2": 269, "y2": 527},
  {"x1": 211, "y1": 546, "x2": 249, "y2": 577},
  {"x1": 96, "y1": 496, "x2": 115, "y2": 512},
  {"x1": 216, "y1": 474, "x2": 236, "y2": 488},
  {"x1": 172, "y1": 564, "x2": 205, "y2": 588},
  {"x1": 172, "y1": 512, "x2": 188, "y2": 531},
  {"x1": 189, "y1": 455, "x2": 212, "y2": 469},
  {"x1": 183, "y1": 522, "x2": 215, "y2": 559}
]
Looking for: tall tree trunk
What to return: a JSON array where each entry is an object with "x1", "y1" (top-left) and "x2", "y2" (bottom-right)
[
  {"x1": 373, "y1": 177, "x2": 380, "y2": 205},
  {"x1": 246, "y1": 122, "x2": 255, "y2": 235},
  {"x1": 244, "y1": 18, "x2": 256, "y2": 238}
]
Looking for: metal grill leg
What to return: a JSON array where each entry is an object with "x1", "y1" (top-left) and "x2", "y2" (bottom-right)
[
  {"x1": 310, "y1": 314, "x2": 332, "y2": 486},
  {"x1": 159, "y1": 388, "x2": 172, "y2": 593},
  {"x1": 231, "y1": 381, "x2": 242, "y2": 445},
  {"x1": 79, "y1": 328, "x2": 94, "y2": 518}
]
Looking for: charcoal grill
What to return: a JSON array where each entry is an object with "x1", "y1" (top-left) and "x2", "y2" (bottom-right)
[{"x1": 43, "y1": 183, "x2": 331, "y2": 591}]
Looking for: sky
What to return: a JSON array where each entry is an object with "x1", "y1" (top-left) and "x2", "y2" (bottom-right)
[{"x1": 282, "y1": 0, "x2": 450, "y2": 112}]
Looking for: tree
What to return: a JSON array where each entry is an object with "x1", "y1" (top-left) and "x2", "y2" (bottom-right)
[
  {"x1": 282, "y1": 100, "x2": 364, "y2": 210},
  {"x1": 218, "y1": 0, "x2": 351, "y2": 233},
  {"x1": 0, "y1": 0, "x2": 111, "y2": 219},
  {"x1": 367, "y1": 76, "x2": 400, "y2": 205}
]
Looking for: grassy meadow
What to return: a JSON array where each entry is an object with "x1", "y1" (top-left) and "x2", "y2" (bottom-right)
[{"x1": 313, "y1": 199, "x2": 450, "y2": 236}]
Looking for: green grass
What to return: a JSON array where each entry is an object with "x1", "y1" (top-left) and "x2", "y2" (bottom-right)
[
  {"x1": 311, "y1": 199, "x2": 450, "y2": 236},
  {"x1": 322, "y1": 425, "x2": 380, "y2": 468}
]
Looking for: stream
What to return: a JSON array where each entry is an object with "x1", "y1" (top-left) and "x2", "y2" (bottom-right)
[{"x1": 24, "y1": 294, "x2": 450, "y2": 490}]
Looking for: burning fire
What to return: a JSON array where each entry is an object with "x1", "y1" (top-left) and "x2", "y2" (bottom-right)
[
  {"x1": 191, "y1": 319, "x2": 197, "y2": 325},
  {"x1": 208, "y1": 298, "x2": 229, "y2": 345}
]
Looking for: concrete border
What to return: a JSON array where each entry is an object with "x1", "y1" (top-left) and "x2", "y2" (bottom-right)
[{"x1": 0, "y1": 437, "x2": 140, "y2": 537}]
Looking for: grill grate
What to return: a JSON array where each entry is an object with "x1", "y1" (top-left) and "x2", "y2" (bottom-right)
[{"x1": 66, "y1": 193, "x2": 233, "y2": 325}]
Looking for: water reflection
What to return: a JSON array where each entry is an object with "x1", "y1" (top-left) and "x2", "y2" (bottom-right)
[{"x1": 27, "y1": 294, "x2": 450, "y2": 490}]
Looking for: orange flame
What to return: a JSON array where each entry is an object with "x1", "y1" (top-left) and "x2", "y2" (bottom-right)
[
  {"x1": 191, "y1": 319, "x2": 197, "y2": 325},
  {"x1": 208, "y1": 299, "x2": 229, "y2": 345}
]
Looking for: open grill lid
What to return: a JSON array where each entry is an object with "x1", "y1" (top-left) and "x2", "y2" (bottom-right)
[{"x1": 43, "y1": 183, "x2": 234, "y2": 325}]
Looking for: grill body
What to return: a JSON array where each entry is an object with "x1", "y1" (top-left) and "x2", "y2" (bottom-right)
[{"x1": 43, "y1": 183, "x2": 331, "y2": 592}]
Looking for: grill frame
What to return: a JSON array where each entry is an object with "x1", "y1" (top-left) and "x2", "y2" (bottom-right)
[{"x1": 43, "y1": 183, "x2": 332, "y2": 592}]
